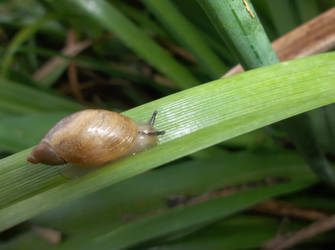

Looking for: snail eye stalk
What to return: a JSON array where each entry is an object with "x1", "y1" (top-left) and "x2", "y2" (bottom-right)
[{"x1": 148, "y1": 111, "x2": 158, "y2": 126}]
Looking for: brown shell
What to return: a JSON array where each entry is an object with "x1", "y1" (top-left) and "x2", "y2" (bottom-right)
[{"x1": 40, "y1": 109, "x2": 138, "y2": 167}]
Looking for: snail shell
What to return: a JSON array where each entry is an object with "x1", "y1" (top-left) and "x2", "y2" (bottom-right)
[{"x1": 27, "y1": 109, "x2": 164, "y2": 167}]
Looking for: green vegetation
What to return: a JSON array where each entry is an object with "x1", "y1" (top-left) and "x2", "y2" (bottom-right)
[{"x1": 0, "y1": 0, "x2": 334, "y2": 249}]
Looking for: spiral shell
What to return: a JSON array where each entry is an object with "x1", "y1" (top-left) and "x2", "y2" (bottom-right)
[{"x1": 27, "y1": 109, "x2": 164, "y2": 167}]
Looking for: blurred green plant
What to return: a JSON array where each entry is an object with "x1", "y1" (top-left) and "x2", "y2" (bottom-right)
[{"x1": 0, "y1": 0, "x2": 334, "y2": 249}]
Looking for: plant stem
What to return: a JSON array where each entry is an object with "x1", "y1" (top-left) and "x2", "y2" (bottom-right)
[
  {"x1": 141, "y1": 0, "x2": 228, "y2": 79},
  {"x1": 281, "y1": 114, "x2": 335, "y2": 187},
  {"x1": 57, "y1": 0, "x2": 200, "y2": 89},
  {"x1": 197, "y1": 0, "x2": 335, "y2": 188}
]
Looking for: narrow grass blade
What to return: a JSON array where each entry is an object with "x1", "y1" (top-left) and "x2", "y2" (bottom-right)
[
  {"x1": 0, "y1": 78, "x2": 81, "y2": 114},
  {"x1": 3, "y1": 151, "x2": 317, "y2": 249},
  {"x1": 295, "y1": 0, "x2": 320, "y2": 22},
  {"x1": 1, "y1": 14, "x2": 54, "y2": 77},
  {"x1": 198, "y1": 0, "x2": 335, "y2": 187},
  {"x1": 93, "y1": 180, "x2": 313, "y2": 250},
  {"x1": 0, "y1": 112, "x2": 70, "y2": 151},
  {"x1": 142, "y1": 0, "x2": 228, "y2": 78},
  {"x1": 49, "y1": 0, "x2": 200, "y2": 89},
  {"x1": 267, "y1": 0, "x2": 299, "y2": 35},
  {"x1": 0, "y1": 53, "x2": 334, "y2": 231},
  {"x1": 198, "y1": 0, "x2": 279, "y2": 69}
]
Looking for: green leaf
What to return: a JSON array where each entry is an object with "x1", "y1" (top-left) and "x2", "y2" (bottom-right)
[
  {"x1": 93, "y1": 180, "x2": 312, "y2": 249},
  {"x1": 0, "y1": 112, "x2": 70, "y2": 151},
  {"x1": 295, "y1": 0, "x2": 320, "y2": 23},
  {"x1": 197, "y1": 0, "x2": 335, "y2": 187},
  {"x1": 1, "y1": 14, "x2": 54, "y2": 77},
  {"x1": 17, "y1": 45, "x2": 176, "y2": 94},
  {"x1": 309, "y1": 105, "x2": 335, "y2": 154},
  {"x1": 198, "y1": 0, "x2": 279, "y2": 69},
  {"x1": 48, "y1": 0, "x2": 200, "y2": 89},
  {"x1": 267, "y1": 0, "x2": 300, "y2": 35},
  {"x1": 141, "y1": 0, "x2": 228, "y2": 78},
  {"x1": 0, "y1": 52, "x2": 334, "y2": 231},
  {"x1": 2, "y1": 151, "x2": 316, "y2": 249},
  {"x1": 0, "y1": 78, "x2": 81, "y2": 114}
]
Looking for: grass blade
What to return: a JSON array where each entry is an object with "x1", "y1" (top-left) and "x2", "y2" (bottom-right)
[
  {"x1": 198, "y1": 0, "x2": 335, "y2": 186},
  {"x1": 0, "y1": 78, "x2": 81, "y2": 114},
  {"x1": 0, "y1": 14, "x2": 54, "y2": 77},
  {"x1": 49, "y1": 0, "x2": 200, "y2": 89},
  {"x1": 198, "y1": 0, "x2": 278, "y2": 69},
  {"x1": 0, "y1": 53, "x2": 334, "y2": 231},
  {"x1": 1, "y1": 151, "x2": 316, "y2": 249},
  {"x1": 141, "y1": 0, "x2": 228, "y2": 78},
  {"x1": 267, "y1": 0, "x2": 299, "y2": 35}
]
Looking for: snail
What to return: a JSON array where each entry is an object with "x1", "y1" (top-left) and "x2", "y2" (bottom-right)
[{"x1": 27, "y1": 109, "x2": 165, "y2": 167}]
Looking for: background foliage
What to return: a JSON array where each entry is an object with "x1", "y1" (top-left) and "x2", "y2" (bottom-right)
[{"x1": 0, "y1": 0, "x2": 334, "y2": 249}]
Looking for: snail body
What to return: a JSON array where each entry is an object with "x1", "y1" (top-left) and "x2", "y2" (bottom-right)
[{"x1": 27, "y1": 110, "x2": 164, "y2": 167}]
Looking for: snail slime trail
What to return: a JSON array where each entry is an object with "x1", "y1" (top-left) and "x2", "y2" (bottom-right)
[{"x1": 27, "y1": 110, "x2": 165, "y2": 168}]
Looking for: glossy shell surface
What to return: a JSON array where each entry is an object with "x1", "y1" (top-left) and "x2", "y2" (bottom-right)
[{"x1": 43, "y1": 109, "x2": 138, "y2": 167}]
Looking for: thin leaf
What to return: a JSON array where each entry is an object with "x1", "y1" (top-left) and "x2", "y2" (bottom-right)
[
  {"x1": 49, "y1": 0, "x2": 200, "y2": 89},
  {"x1": 267, "y1": 0, "x2": 300, "y2": 35},
  {"x1": 224, "y1": 7, "x2": 335, "y2": 76},
  {"x1": 17, "y1": 45, "x2": 176, "y2": 94},
  {"x1": 198, "y1": 0, "x2": 279, "y2": 69},
  {"x1": 93, "y1": 180, "x2": 313, "y2": 249},
  {"x1": 1, "y1": 152, "x2": 315, "y2": 249},
  {"x1": 0, "y1": 14, "x2": 54, "y2": 77},
  {"x1": 0, "y1": 78, "x2": 81, "y2": 114},
  {"x1": 0, "y1": 112, "x2": 70, "y2": 151},
  {"x1": 198, "y1": 0, "x2": 335, "y2": 186},
  {"x1": 295, "y1": 0, "x2": 320, "y2": 22},
  {"x1": 0, "y1": 53, "x2": 334, "y2": 231},
  {"x1": 141, "y1": 0, "x2": 228, "y2": 78}
]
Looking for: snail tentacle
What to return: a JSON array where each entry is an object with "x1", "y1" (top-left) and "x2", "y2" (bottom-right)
[
  {"x1": 138, "y1": 130, "x2": 165, "y2": 136},
  {"x1": 148, "y1": 110, "x2": 158, "y2": 126}
]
